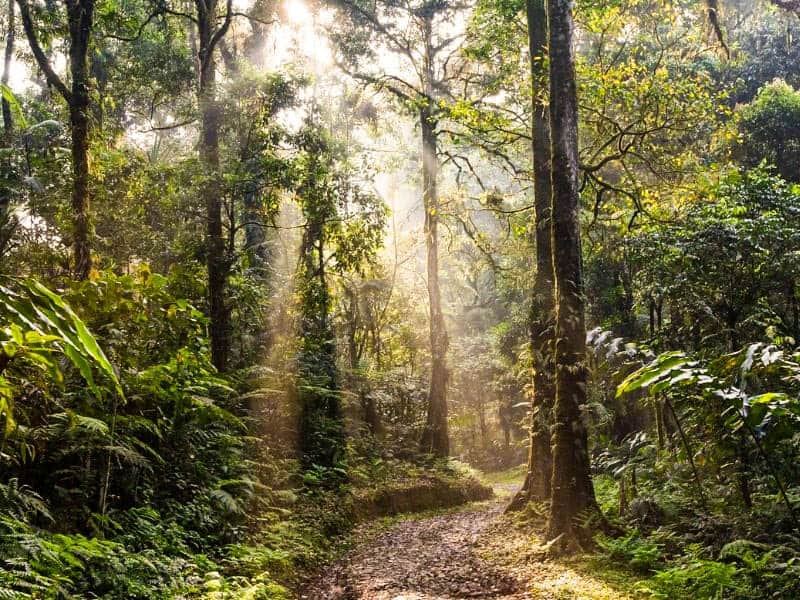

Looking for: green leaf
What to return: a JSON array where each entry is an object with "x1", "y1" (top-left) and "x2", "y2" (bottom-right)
[
  {"x1": 0, "y1": 84, "x2": 27, "y2": 129},
  {"x1": 748, "y1": 392, "x2": 788, "y2": 405},
  {"x1": 616, "y1": 352, "x2": 693, "y2": 397},
  {"x1": 0, "y1": 278, "x2": 124, "y2": 401},
  {"x1": 25, "y1": 280, "x2": 122, "y2": 397}
]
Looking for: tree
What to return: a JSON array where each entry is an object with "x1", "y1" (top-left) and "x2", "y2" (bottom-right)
[
  {"x1": 295, "y1": 120, "x2": 386, "y2": 469},
  {"x1": 16, "y1": 0, "x2": 95, "y2": 279},
  {"x1": 329, "y1": 0, "x2": 468, "y2": 457},
  {"x1": 2, "y1": 0, "x2": 14, "y2": 139},
  {"x1": 508, "y1": 0, "x2": 554, "y2": 510},
  {"x1": 735, "y1": 80, "x2": 800, "y2": 183},
  {"x1": 545, "y1": 0, "x2": 599, "y2": 547},
  {"x1": 296, "y1": 126, "x2": 344, "y2": 469},
  {"x1": 162, "y1": 0, "x2": 234, "y2": 370},
  {"x1": 224, "y1": 69, "x2": 297, "y2": 363},
  {"x1": 628, "y1": 167, "x2": 800, "y2": 510},
  {"x1": 632, "y1": 169, "x2": 800, "y2": 357},
  {"x1": 526, "y1": 0, "x2": 555, "y2": 505},
  {"x1": 196, "y1": 0, "x2": 233, "y2": 372}
]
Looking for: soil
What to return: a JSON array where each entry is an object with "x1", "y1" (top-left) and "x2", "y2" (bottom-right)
[{"x1": 302, "y1": 480, "x2": 633, "y2": 600}]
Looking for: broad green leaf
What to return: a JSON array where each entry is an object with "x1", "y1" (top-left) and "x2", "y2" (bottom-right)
[
  {"x1": 0, "y1": 84, "x2": 27, "y2": 129},
  {"x1": 748, "y1": 392, "x2": 788, "y2": 405},
  {"x1": 0, "y1": 278, "x2": 123, "y2": 401},
  {"x1": 616, "y1": 352, "x2": 691, "y2": 397}
]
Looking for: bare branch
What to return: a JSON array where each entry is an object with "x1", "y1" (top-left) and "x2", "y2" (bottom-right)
[
  {"x1": 208, "y1": 0, "x2": 233, "y2": 56},
  {"x1": 102, "y1": 8, "x2": 161, "y2": 42}
]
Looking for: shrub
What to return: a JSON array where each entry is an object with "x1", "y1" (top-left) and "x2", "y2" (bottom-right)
[
  {"x1": 596, "y1": 529, "x2": 663, "y2": 573},
  {"x1": 637, "y1": 557, "x2": 745, "y2": 599}
]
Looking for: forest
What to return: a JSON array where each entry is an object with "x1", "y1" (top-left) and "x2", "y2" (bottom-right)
[{"x1": 2, "y1": 0, "x2": 800, "y2": 598}]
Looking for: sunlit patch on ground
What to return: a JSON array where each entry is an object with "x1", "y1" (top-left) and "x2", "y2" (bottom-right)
[{"x1": 477, "y1": 508, "x2": 637, "y2": 600}]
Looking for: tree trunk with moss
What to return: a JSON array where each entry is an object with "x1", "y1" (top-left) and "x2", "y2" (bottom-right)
[
  {"x1": 0, "y1": 0, "x2": 15, "y2": 254},
  {"x1": 2, "y1": 0, "x2": 14, "y2": 139},
  {"x1": 419, "y1": 14, "x2": 449, "y2": 458},
  {"x1": 419, "y1": 103, "x2": 449, "y2": 458},
  {"x1": 297, "y1": 209, "x2": 343, "y2": 469},
  {"x1": 17, "y1": 0, "x2": 94, "y2": 279},
  {"x1": 195, "y1": 0, "x2": 232, "y2": 371},
  {"x1": 546, "y1": 0, "x2": 599, "y2": 547},
  {"x1": 510, "y1": 0, "x2": 555, "y2": 512},
  {"x1": 296, "y1": 137, "x2": 344, "y2": 470}
]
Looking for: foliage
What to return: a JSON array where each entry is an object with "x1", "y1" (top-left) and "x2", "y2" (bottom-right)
[
  {"x1": 734, "y1": 79, "x2": 800, "y2": 183},
  {"x1": 294, "y1": 121, "x2": 387, "y2": 470},
  {"x1": 638, "y1": 554, "x2": 744, "y2": 600},
  {"x1": 596, "y1": 529, "x2": 663, "y2": 573},
  {"x1": 630, "y1": 168, "x2": 800, "y2": 353},
  {"x1": 6, "y1": 0, "x2": 800, "y2": 596},
  {"x1": 0, "y1": 277, "x2": 122, "y2": 433}
]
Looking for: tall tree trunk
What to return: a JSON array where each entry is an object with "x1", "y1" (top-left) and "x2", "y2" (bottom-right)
[
  {"x1": 2, "y1": 0, "x2": 14, "y2": 139},
  {"x1": 418, "y1": 14, "x2": 449, "y2": 458},
  {"x1": 477, "y1": 390, "x2": 488, "y2": 450},
  {"x1": 419, "y1": 103, "x2": 449, "y2": 457},
  {"x1": 298, "y1": 205, "x2": 342, "y2": 468},
  {"x1": 1, "y1": 0, "x2": 14, "y2": 253},
  {"x1": 344, "y1": 284, "x2": 381, "y2": 437},
  {"x1": 514, "y1": 0, "x2": 555, "y2": 510},
  {"x1": 68, "y1": 0, "x2": 92, "y2": 280},
  {"x1": 196, "y1": 0, "x2": 232, "y2": 371},
  {"x1": 243, "y1": 181, "x2": 270, "y2": 279},
  {"x1": 18, "y1": 0, "x2": 94, "y2": 279},
  {"x1": 546, "y1": 0, "x2": 598, "y2": 547},
  {"x1": 242, "y1": 168, "x2": 274, "y2": 354}
]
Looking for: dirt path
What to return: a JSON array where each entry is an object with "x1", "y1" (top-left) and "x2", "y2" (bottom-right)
[
  {"x1": 302, "y1": 483, "x2": 634, "y2": 600},
  {"x1": 302, "y1": 494, "x2": 527, "y2": 599}
]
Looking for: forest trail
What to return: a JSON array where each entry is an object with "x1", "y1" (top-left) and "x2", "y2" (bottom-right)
[{"x1": 302, "y1": 481, "x2": 633, "y2": 600}]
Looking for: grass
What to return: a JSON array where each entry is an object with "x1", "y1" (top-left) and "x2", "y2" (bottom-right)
[
  {"x1": 479, "y1": 463, "x2": 527, "y2": 486},
  {"x1": 567, "y1": 555, "x2": 644, "y2": 598}
]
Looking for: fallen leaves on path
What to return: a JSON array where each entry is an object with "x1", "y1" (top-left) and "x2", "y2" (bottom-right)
[
  {"x1": 303, "y1": 490, "x2": 634, "y2": 600},
  {"x1": 303, "y1": 500, "x2": 526, "y2": 599}
]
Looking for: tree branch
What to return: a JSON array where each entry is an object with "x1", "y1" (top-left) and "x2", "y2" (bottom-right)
[
  {"x1": 15, "y1": 0, "x2": 71, "y2": 101},
  {"x1": 207, "y1": 0, "x2": 233, "y2": 56},
  {"x1": 102, "y1": 7, "x2": 161, "y2": 42}
]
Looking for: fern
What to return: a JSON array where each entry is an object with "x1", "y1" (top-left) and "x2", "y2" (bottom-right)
[
  {"x1": 0, "y1": 479, "x2": 51, "y2": 523},
  {"x1": 597, "y1": 529, "x2": 663, "y2": 573}
]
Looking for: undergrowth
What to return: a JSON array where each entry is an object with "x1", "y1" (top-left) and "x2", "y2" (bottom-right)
[
  {"x1": 595, "y1": 503, "x2": 800, "y2": 599},
  {"x1": 0, "y1": 452, "x2": 488, "y2": 598}
]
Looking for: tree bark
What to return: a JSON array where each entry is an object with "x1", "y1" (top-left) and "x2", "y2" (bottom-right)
[
  {"x1": 477, "y1": 390, "x2": 488, "y2": 450},
  {"x1": 243, "y1": 181, "x2": 271, "y2": 279},
  {"x1": 195, "y1": 0, "x2": 232, "y2": 371},
  {"x1": 68, "y1": 0, "x2": 92, "y2": 280},
  {"x1": 418, "y1": 14, "x2": 449, "y2": 458},
  {"x1": 419, "y1": 103, "x2": 449, "y2": 458},
  {"x1": 527, "y1": 0, "x2": 555, "y2": 503},
  {"x1": 17, "y1": 0, "x2": 94, "y2": 279},
  {"x1": 242, "y1": 165, "x2": 274, "y2": 355},
  {"x1": 546, "y1": 0, "x2": 599, "y2": 546},
  {"x1": 509, "y1": 0, "x2": 555, "y2": 511},
  {"x1": 297, "y1": 194, "x2": 342, "y2": 469},
  {"x1": 0, "y1": 0, "x2": 14, "y2": 252},
  {"x1": 2, "y1": 0, "x2": 14, "y2": 139},
  {"x1": 293, "y1": 126, "x2": 350, "y2": 471}
]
